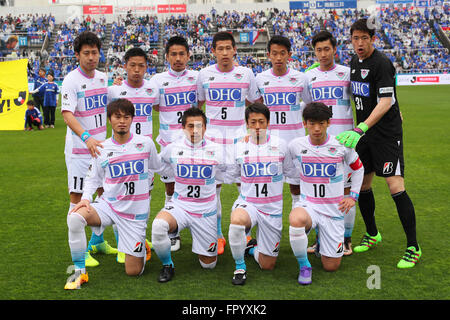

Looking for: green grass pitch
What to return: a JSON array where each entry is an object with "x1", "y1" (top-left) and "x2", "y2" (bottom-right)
[{"x1": 0, "y1": 85, "x2": 449, "y2": 301}]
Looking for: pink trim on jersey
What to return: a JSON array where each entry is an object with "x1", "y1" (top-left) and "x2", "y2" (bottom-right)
[
  {"x1": 330, "y1": 119, "x2": 354, "y2": 125},
  {"x1": 311, "y1": 80, "x2": 350, "y2": 88},
  {"x1": 306, "y1": 195, "x2": 344, "y2": 204},
  {"x1": 264, "y1": 87, "x2": 303, "y2": 93},
  {"x1": 145, "y1": 133, "x2": 153, "y2": 139},
  {"x1": 88, "y1": 126, "x2": 107, "y2": 136},
  {"x1": 177, "y1": 158, "x2": 219, "y2": 165},
  {"x1": 177, "y1": 193, "x2": 216, "y2": 203},
  {"x1": 167, "y1": 124, "x2": 183, "y2": 130},
  {"x1": 105, "y1": 174, "x2": 140, "y2": 184},
  {"x1": 168, "y1": 69, "x2": 187, "y2": 78},
  {"x1": 244, "y1": 155, "x2": 284, "y2": 162},
  {"x1": 105, "y1": 201, "x2": 143, "y2": 220},
  {"x1": 175, "y1": 177, "x2": 206, "y2": 185},
  {"x1": 269, "y1": 123, "x2": 303, "y2": 130},
  {"x1": 124, "y1": 80, "x2": 144, "y2": 89},
  {"x1": 209, "y1": 118, "x2": 245, "y2": 126},
  {"x1": 300, "y1": 174, "x2": 330, "y2": 184},
  {"x1": 109, "y1": 152, "x2": 150, "y2": 164},
  {"x1": 72, "y1": 148, "x2": 90, "y2": 155},
  {"x1": 270, "y1": 68, "x2": 290, "y2": 77},
  {"x1": 206, "y1": 101, "x2": 237, "y2": 108},
  {"x1": 205, "y1": 135, "x2": 235, "y2": 144},
  {"x1": 77, "y1": 67, "x2": 94, "y2": 79},
  {"x1": 85, "y1": 88, "x2": 107, "y2": 96},
  {"x1": 112, "y1": 133, "x2": 134, "y2": 146},
  {"x1": 209, "y1": 82, "x2": 249, "y2": 89},
  {"x1": 314, "y1": 99, "x2": 337, "y2": 105},
  {"x1": 133, "y1": 116, "x2": 148, "y2": 122},
  {"x1": 246, "y1": 194, "x2": 283, "y2": 204},
  {"x1": 318, "y1": 64, "x2": 337, "y2": 72},
  {"x1": 241, "y1": 176, "x2": 273, "y2": 183},
  {"x1": 215, "y1": 64, "x2": 235, "y2": 73},
  {"x1": 126, "y1": 97, "x2": 156, "y2": 103},
  {"x1": 301, "y1": 156, "x2": 343, "y2": 163},
  {"x1": 116, "y1": 193, "x2": 149, "y2": 202},
  {"x1": 157, "y1": 138, "x2": 171, "y2": 147},
  {"x1": 158, "y1": 104, "x2": 191, "y2": 112},
  {"x1": 268, "y1": 105, "x2": 291, "y2": 111},
  {"x1": 163, "y1": 85, "x2": 197, "y2": 94},
  {"x1": 73, "y1": 107, "x2": 105, "y2": 118}
]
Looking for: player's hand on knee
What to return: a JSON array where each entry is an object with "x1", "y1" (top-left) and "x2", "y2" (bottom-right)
[
  {"x1": 336, "y1": 123, "x2": 368, "y2": 148},
  {"x1": 71, "y1": 199, "x2": 91, "y2": 214}
]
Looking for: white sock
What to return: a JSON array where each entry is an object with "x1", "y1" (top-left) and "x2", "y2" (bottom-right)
[
  {"x1": 67, "y1": 212, "x2": 87, "y2": 273},
  {"x1": 253, "y1": 247, "x2": 261, "y2": 269},
  {"x1": 199, "y1": 259, "x2": 217, "y2": 269},
  {"x1": 289, "y1": 226, "x2": 311, "y2": 268},
  {"x1": 291, "y1": 193, "x2": 300, "y2": 209},
  {"x1": 151, "y1": 219, "x2": 173, "y2": 266},
  {"x1": 165, "y1": 193, "x2": 172, "y2": 204},
  {"x1": 216, "y1": 186, "x2": 223, "y2": 237},
  {"x1": 228, "y1": 224, "x2": 247, "y2": 270},
  {"x1": 344, "y1": 195, "x2": 356, "y2": 238}
]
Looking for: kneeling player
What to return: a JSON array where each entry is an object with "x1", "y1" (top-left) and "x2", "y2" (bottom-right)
[
  {"x1": 287, "y1": 103, "x2": 364, "y2": 285},
  {"x1": 65, "y1": 99, "x2": 163, "y2": 289},
  {"x1": 151, "y1": 107, "x2": 226, "y2": 283},
  {"x1": 227, "y1": 103, "x2": 297, "y2": 285}
]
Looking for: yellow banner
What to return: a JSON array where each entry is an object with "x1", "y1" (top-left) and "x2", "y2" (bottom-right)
[{"x1": 0, "y1": 59, "x2": 29, "y2": 130}]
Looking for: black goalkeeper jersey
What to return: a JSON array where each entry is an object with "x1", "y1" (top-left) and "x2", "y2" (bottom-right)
[{"x1": 350, "y1": 49, "x2": 402, "y2": 141}]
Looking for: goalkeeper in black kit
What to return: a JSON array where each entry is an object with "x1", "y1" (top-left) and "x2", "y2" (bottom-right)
[{"x1": 335, "y1": 18, "x2": 421, "y2": 268}]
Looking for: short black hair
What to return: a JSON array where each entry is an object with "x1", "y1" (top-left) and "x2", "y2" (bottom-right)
[
  {"x1": 124, "y1": 47, "x2": 148, "y2": 63},
  {"x1": 268, "y1": 35, "x2": 291, "y2": 52},
  {"x1": 245, "y1": 102, "x2": 270, "y2": 123},
  {"x1": 212, "y1": 31, "x2": 235, "y2": 49},
  {"x1": 182, "y1": 107, "x2": 207, "y2": 127},
  {"x1": 26, "y1": 100, "x2": 35, "y2": 106},
  {"x1": 302, "y1": 102, "x2": 333, "y2": 122},
  {"x1": 107, "y1": 98, "x2": 135, "y2": 119},
  {"x1": 73, "y1": 31, "x2": 101, "y2": 54},
  {"x1": 350, "y1": 18, "x2": 376, "y2": 38},
  {"x1": 312, "y1": 30, "x2": 337, "y2": 48},
  {"x1": 165, "y1": 36, "x2": 189, "y2": 55}
]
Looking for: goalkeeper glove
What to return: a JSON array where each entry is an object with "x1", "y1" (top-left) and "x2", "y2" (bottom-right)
[
  {"x1": 336, "y1": 123, "x2": 369, "y2": 148},
  {"x1": 305, "y1": 62, "x2": 320, "y2": 72}
]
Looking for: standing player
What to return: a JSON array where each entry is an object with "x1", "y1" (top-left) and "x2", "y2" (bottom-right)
[
  {"x1": 336, "y1": 19, "x2": 421, "y2": 268},
  {"x1": 197, "y1": 31, "x2": 262, "y2": 255},
  {"x1": 64, "y1": 99, "x2": 162, "y2": 289},
  {"x1": 227, "y1": 103, "x2": 297, "y2": 285},
  {"x1": 61, "y1": 31, "x2": 117, "y2": 268},
  {"x1": 107, "y1": 47, "x2": 157, "y2": 263},
  {"x1": 305, "y1": 30, "x2": 356, "y2": 255},
  {"x1": 151, "y1": 107, "x2": 226, "y2": 283},
  {"x1": 149, "y1": 36, "x2": 199, "y2": 252},
  {"x1": 288, "y1": 103, "x2": 364, "y2": 285},
  {"x1": 255, "y1": 35, "x2": 312, "y2": 212}
]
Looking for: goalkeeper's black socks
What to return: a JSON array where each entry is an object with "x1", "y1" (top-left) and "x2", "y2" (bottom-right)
[
  {"x1": 392, "y1": 190, "x2": 419, "y2": 251},
  {"x1": 358, "y1": 189, "x2": 378, "y2": 237}
]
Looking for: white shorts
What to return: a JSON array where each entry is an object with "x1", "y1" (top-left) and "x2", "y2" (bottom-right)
[
  {"x1": 91, "y1": 198, "x2": 148, "y2": 258},
  {"x1": 162, "y1": 202, "x2": 217, "y2": 257},
  {"x1": 294, "y1": 201, "x2": 345, "y2": 259},
  {"x1": 66, "y1": 157, "x2": 91, "y2": 194},
  {"x1": 285, "y1": 175, "x2": 300, "y2": 186},
  {"x1": 232, "y1": 199, "x2": 282, "y2": 257}
]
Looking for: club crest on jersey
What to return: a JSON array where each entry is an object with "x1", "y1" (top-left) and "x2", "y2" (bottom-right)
[
  {"x1": 234, "y1": 73, "x2": 243, "y2": 80},
  {"x1": 187, "y1": 76, "x2": 195, "y2": 83},
  {"x1": 146, "y1": 88, "x2": 153, "y2": 96},
  {"x1": 207, "y1": 242, "x2": 217, "y2": 253},
  {"x1": 336, "y1": 72, "x2": 345, "y2": 80},
  {"x1": 289, "y1": 77, "x2": 297, "y2": 84},
  {"x1": 135, "y1": 143, "x2": 144, "y2": 151},
  {"x1": 328, "y1": 147, "x2": 337, "y2": 155},
  {"x1": 361, "y1": 69, "x2": 370, "y2": 79}
]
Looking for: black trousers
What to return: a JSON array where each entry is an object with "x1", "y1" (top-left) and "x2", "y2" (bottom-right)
[
  {"x1": 43, "y1": 106, "x2": 56, "y2": 126},
  {"x1": 26, "y1": 116, "x2": 40, "y2": 128},
  {"x1": 33, "y1": 94, "x2": 44, "y2": 111}
]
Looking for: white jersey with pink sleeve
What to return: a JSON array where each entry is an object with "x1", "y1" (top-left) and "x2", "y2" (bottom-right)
[
  {"x1": 228, "y1": 135, "x2": 297, "y2": 216},
  {"x1": 107, "y1": 79, "x2": 157, "y2": 139},
  {"x1": 82, "y1": 134, "x2": 162, "y2": 221},
  {"x1": 197, "y1": 64, "x2": 261, "y2": 144},
  {"x1": 305, "y1": 64, "x2": 354, "y2": 135},
  {"x1": 149, "y1": 69, "x2": 199, "y2": 147},
  {"x1": 255, "y1": 68, "x2": 312, "y2": 142},
  {"x1": 288, "y1": 134, "x2": 364, "y2": 218},
  {"x1": 61, "y1": 67, "x2": 108, "y2": 158},
  {"x1": 160, "y1": 136, "x2": 226, "y2": 215}
]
